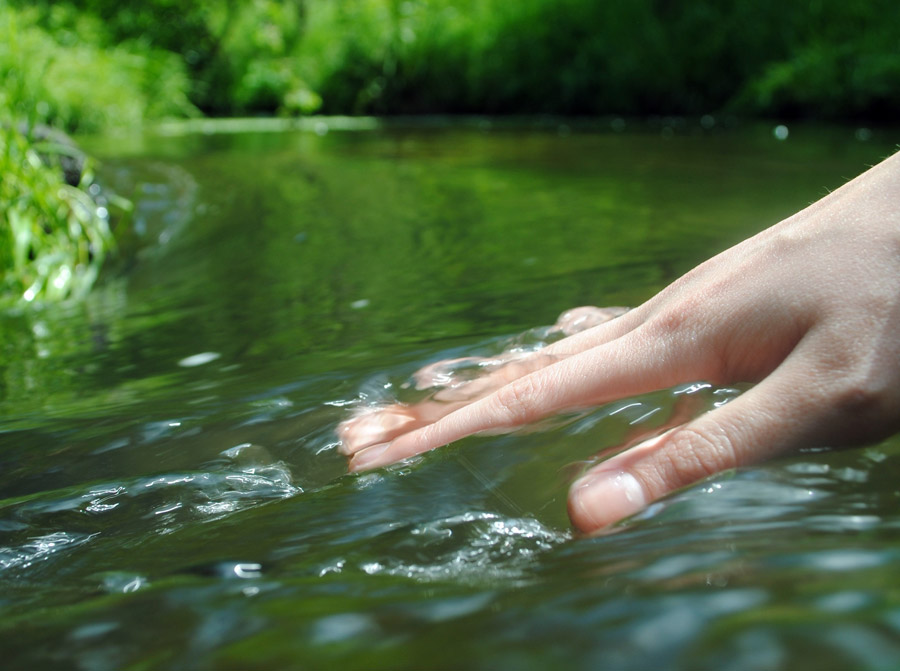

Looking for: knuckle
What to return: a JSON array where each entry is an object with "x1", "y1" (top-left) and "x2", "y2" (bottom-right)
[
  {"x1": 830, "y1": 373, "x2": 894, "y2": 427},
  {"x1": 647, "y1": 306, "x2": 690, "y2": 339},
  {"x1": 492, "y1": 375, "x2": 542, "y2": 427},
  {"x1": 815, "y1": 344, "x2": 899, "y2": 432},
  {"x1": 644, "y1": 296, "x2": 707, "y2": 350},
  {"x1": 643, "y1": 305, "x2": 723, "y2": 381},
  {"x1": 649, "y1": 425, "x2": 734, "y2": 490}
]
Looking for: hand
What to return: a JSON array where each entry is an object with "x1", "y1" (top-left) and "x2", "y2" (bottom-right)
[{"x1": 341, "y1": 150, "x2": 900, "y2": 533}]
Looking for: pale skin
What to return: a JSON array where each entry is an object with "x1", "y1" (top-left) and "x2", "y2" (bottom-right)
[{"x1": 339, "y1": 149, "x2": 900, "y2": 533}]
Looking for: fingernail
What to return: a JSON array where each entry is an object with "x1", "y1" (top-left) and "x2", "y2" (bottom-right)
[
  {"x1": 349, "y1": 442, "x2": 392, "y2": 472},
  {"x1": 569, "y1": 470, "x2": 647, "y2": 532}
]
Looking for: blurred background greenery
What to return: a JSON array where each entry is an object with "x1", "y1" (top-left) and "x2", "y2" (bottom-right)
[
  {"x1": 6, "y1": 0, "x2": 900, "y2": 127},
  {"x1": 1, "y1": 0, "x2": 899, "y2": 302}
]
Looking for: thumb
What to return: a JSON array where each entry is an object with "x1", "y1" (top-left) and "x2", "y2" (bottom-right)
[{"x1": 567, "y1": 357, "x2": 830, "y2": 533}]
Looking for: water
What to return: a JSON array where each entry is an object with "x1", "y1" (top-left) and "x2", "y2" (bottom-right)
[{"x1": 2, "y1": 119, "x2": 900, "y2": 669}]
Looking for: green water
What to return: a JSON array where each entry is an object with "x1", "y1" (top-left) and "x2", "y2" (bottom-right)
[{"x1": 3, "y1": 120, "x2": 900, "y2": 670}]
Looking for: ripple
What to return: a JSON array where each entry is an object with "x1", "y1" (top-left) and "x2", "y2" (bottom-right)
[
  {"x1": 0, "y1": 444, "x2": 300, "y2": 575},
  {"x1": 354, "y1": 512, "x2": 567, "y2": 583},
  {"x1": 0, "y1": 531, "x2": 97, "y2": 571}
]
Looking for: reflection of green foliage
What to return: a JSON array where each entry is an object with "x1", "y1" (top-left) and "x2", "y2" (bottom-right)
[{"x1": 0, "y1": 123, "x2": 115, "y2": 303}]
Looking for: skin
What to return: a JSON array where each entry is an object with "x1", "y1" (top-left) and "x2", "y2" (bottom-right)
[
  {"x1": 337, "y1": 306, "x2": 628, "y2": 452},
  {"x1": 340, "y1": 149, "x2": 900, "y2": 533}
]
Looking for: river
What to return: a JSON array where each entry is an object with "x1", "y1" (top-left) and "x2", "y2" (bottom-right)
[{"x1": 2, "y1": 118, "x2": 899, "y2": 669}]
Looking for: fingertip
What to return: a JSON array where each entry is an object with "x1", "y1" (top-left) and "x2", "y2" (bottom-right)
[
  {"x1": 568, "y1": 469, "x2": 648, "y2": 533},
  {"x1": 348, "y1": 442, "x2": 391, "y2": 472},
  {"x1": 337, "y1": 407, "x2": 419, "y2": 456}
]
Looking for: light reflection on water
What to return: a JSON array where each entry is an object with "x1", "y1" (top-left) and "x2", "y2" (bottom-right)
[{"x1": 2, "y1": 123, "x2": 900, "y2": 669}]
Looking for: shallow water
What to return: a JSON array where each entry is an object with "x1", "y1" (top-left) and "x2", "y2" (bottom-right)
[{"x1": 3, "y1": 120, "x2": 900, "y2": 669}]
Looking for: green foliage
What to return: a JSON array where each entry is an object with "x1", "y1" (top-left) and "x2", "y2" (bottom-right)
[
  {"x1": 0, "y1": 123, "x2": 115, "y2": 303},
  {"x1": 14, "y1": 0, "x2": 319, "y2": 117},
  {"x1": 0, "y1": 3, "x2": 197, "y2": 133},
  {"x1": 8, "y1": 0, "x2": 900, "y2": 120},
  {"x1": 207, "y1": 0, "x2": 321, "y2": 115},
  {"x1": 738, "y1": 6, "x2": 900, "y2": 119},
  {"x1": 295, "y1": 0, "x2": 900, "y2": 119}
]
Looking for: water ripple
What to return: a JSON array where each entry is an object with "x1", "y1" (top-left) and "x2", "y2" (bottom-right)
[
  {"x1": 353, "y1": 511, "x2": 567, "y2": 583},
  {"x1": 0, "y1": 531, "x2": 97, "y2": 571},
  {"x1": 0, "y1": 443, "x2": 300, "y2": 575}
]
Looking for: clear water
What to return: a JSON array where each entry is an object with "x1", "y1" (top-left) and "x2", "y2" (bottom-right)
[{"x1": 3, "y1": 120, "x2": 900, "y2": 670}]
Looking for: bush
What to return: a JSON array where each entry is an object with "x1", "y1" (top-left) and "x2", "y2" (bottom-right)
[
  {"x1": 297, "y1": 0, "x2": 900, "y2": 120},
  {"x1": 0, "y1": 3, "x2": 197, "y2": 133},
  {"x1": 9, "y1": 0, "x2": 899, "y2": 120}
]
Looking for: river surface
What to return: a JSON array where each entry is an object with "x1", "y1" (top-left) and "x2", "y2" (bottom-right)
[{"x1": 2, "y1": 119, "x2": 900, "y2": 670}]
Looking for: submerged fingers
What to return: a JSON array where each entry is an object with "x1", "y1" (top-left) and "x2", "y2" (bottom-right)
[
  {"x1": 337, "y1": 407, "x2": 423, "y2": 456},
  {"x1": 411, "y1": 356, "x2": 495, "y2": 391},
  {"x1": 337, "y1": 353, "x2": 561, "y2": 455},
  {"x1": 340, "y1": 305, "x2": 634, "y2": 457},
  {"x1": 412, "y1": 306, "x2": 630, "y2": 393},
  {"x1": 348, "y1": 323, "x2": 709, "y2": 471}
]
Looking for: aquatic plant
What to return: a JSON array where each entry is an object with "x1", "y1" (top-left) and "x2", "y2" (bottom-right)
[
  {"x1": 0, "y1": 122, "x2": 116, "y2": 303},
  {"x1": 0, "y1": 3, "x2": 154, "y2": 304}
]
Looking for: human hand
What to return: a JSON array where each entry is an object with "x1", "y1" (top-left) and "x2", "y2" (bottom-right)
[{"x1": 341, "y1": 150, "x2": 900, "y2": 533}]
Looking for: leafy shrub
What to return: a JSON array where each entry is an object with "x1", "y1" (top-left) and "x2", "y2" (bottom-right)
[
  {"x1": 8, "y1": 0, "x2": 899, "y2": 120},
  {"x1": 0, "y1": 123, "x2": 115, "y2": 303},
  {"x1": 0, "y1": 3, "x2": 197, "y2": 133}
]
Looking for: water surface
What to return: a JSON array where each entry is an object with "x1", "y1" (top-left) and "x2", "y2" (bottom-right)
[{"x1": 2, "y1": 120, "x2": 900, "y2": 669}]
